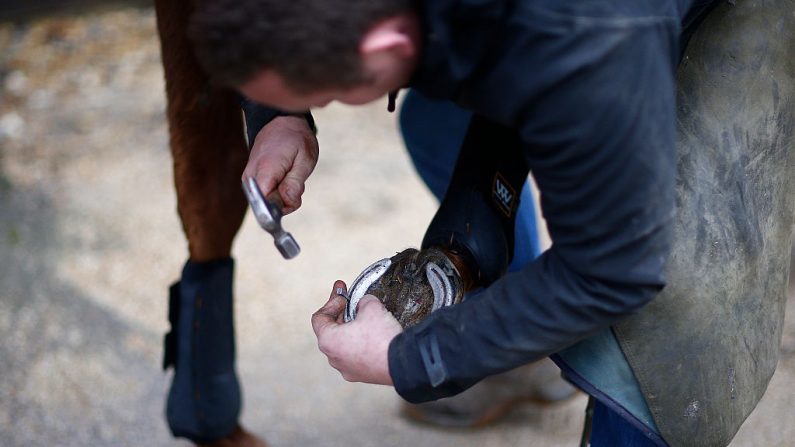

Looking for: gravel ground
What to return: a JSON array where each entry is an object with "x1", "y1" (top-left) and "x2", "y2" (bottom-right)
[{"x1": 0, "y1": 7, "x2": 792, "y2": 447}]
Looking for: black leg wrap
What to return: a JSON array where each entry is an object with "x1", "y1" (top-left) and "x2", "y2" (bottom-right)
[
  {"x1": 163, "y1": 258, "x2": 241, "y2": 443},
  {"x1": 422, "y1": 115, "x2": 530, "y2": 286}
]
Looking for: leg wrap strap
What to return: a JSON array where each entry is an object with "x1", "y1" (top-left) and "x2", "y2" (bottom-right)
[{"x1": 164, "y1": 258, "x2": 241, "y2": 443}]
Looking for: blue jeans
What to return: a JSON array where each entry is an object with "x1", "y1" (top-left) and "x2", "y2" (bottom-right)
[
  {"x1": 400, "y1": 90, "x2": 657, "y2": 447},
  {"x1": 590, "y1": 400, "x2": 659, "y2": 447}
]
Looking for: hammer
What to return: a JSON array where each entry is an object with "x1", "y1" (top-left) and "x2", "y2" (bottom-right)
[{"x1": 242, "y1": 177, "x2": 301, "y2": 259}]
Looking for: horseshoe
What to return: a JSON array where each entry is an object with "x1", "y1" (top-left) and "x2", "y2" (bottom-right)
[
  {"x1": 344, "y1": 258, "x2": 391, "y2": 322},
  {"x1": 426, "y1": 262, "x2": 454, "y2": 311}
]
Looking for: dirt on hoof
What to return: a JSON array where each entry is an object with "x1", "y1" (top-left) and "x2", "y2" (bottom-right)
[{"x1": 359, "y1": 248, "x2": 464, "y2": 328}]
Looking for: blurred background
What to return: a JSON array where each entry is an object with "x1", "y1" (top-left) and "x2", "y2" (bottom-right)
[{"x1": 0, "y1": 3, "x2": 792, "y2": 446}]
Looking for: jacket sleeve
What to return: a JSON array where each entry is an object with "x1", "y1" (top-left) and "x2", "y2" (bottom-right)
[
  {"x1": 389, "y1": 18, "x2": 679, "y2": 402},
  {"x1": 240, "y1": 96, "x2": 315, "y2": 150}
]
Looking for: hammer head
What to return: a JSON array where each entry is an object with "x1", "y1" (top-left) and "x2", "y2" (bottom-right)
[
  {"x1": 242, "y1": 177, "x2": 301, "y2": 260},
  {"x1": 274, "y1": 231, "x2": 301, "y2": 259}
]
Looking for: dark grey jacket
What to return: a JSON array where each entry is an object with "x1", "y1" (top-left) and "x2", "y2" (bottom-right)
[
  {"x1": 388, "y1": 2, "x2": 795, "y2": 446},
  {"x1": 389, "y1": 0, "x2": 682, "y2": 401}
]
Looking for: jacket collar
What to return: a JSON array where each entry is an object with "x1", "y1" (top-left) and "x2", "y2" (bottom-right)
[{"x1": 409, "y1": 0, "x2": 511, "y2": 99}]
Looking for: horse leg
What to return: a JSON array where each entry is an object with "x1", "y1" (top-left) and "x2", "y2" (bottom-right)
[{"x1": 154, "y1": 0, "x2": 264, "y2": 445}]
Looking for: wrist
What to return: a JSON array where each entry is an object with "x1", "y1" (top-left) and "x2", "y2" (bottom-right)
[
  {"x1": 274, "y1": 112, "x2": 316, "y2": 135},
  {"x1": 377, "y1": 333, "x2": 397, "y2": 385}
]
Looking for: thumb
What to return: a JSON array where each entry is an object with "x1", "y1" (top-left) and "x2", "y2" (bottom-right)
[{"x1": 356, "y1": 295, "x2": 386, "y2": 318}]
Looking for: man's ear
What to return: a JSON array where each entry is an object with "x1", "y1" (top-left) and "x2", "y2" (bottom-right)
[{"x1": 359, "y1": 16, "x2": 417, "y2": 59}]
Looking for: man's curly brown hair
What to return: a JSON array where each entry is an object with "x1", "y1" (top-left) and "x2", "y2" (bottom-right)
[{"x1": 190, "y1": 0, "x2": 413, "y2": 91}]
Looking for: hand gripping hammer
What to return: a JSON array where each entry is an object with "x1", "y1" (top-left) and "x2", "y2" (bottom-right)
[{"x1": 242, "y1": 177, "x2": 301, "y2": 259}]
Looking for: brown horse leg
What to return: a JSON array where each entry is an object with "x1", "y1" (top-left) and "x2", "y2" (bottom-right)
[
  {"x1": 154, "y1": 0, "x2": 264, "y2": 445},
  {"x1": 154, "y1": 0, "x2": 247, "y2": 262}
]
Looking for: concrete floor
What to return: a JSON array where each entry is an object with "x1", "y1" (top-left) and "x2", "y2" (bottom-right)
[{"x1": 0, "y1": 7, "x2": 792, "y2": 447}]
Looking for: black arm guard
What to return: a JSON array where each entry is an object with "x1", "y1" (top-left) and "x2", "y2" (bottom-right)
[
  {"x1": 240, "y1": 96, "x2": 316, "y2": 150},
  {"x1": 421, "y1": 115, "x2": 529, "y2": 286}
]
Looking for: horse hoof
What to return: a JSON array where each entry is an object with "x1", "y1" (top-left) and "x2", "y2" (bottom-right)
[
  {"x1": 198, "y1": 426, "x2": 268, "y2": 447},
  {"x1": 345, "y1": 248, "x2": 464, "y2": 327}
]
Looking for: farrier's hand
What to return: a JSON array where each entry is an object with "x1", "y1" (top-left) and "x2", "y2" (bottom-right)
[
  {"x1": 243, "y1": 115, "x2": 318, "y2": 214},
  {"x1": 312, "y1": 281, "x2": 402, "y2": 385}
]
